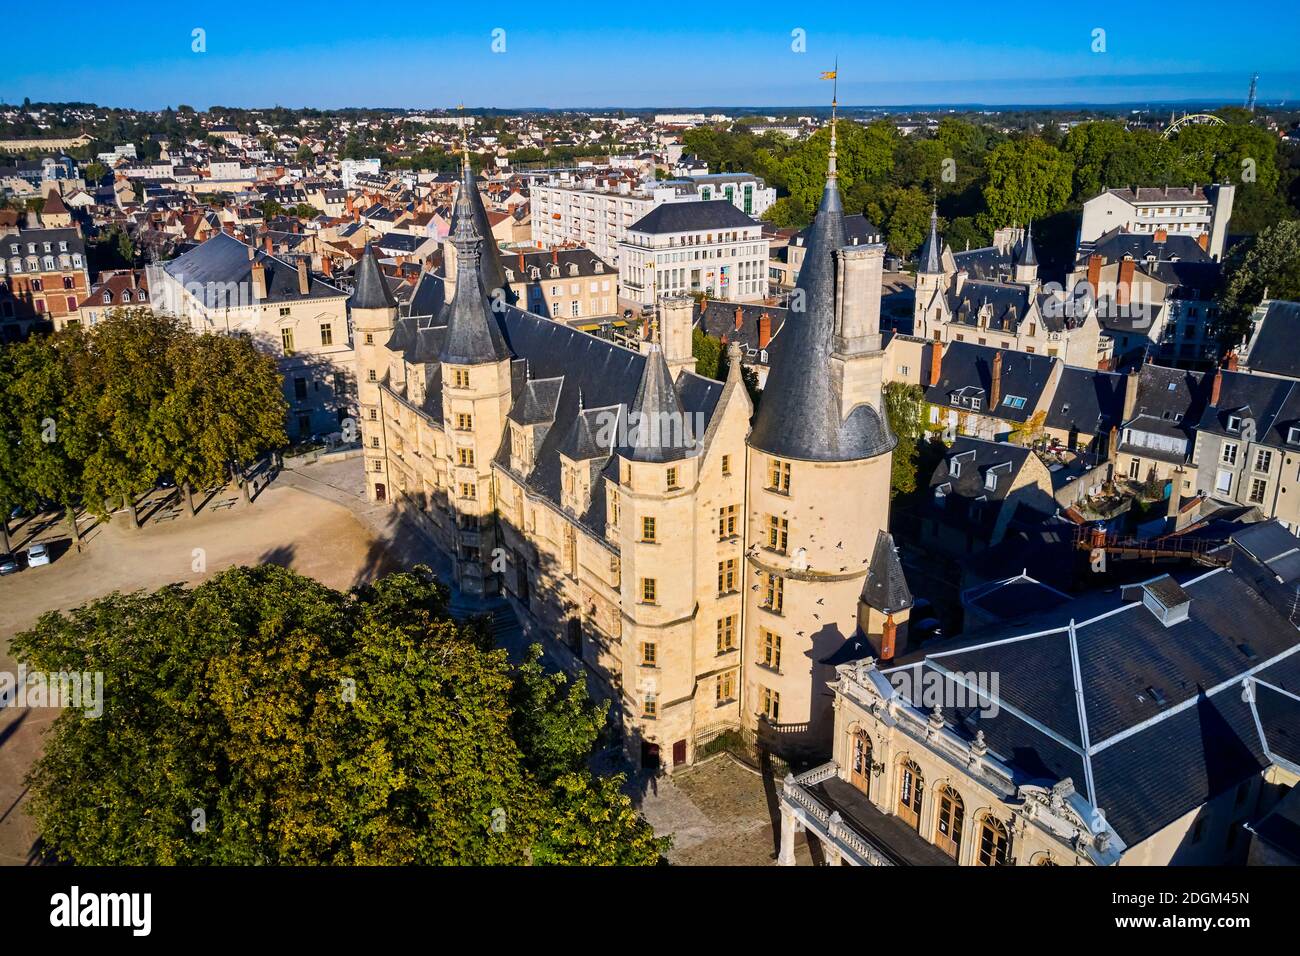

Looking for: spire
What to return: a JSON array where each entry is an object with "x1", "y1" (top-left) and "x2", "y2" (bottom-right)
[
  {"x1": 438, "y1": 161, "x2": 510, "y2": 365},
  {"x1": 625, "y1": 347, "x2": 690, "y2": 463},
  {"x1": 827, "y1": 59, "x2": 839, "y2": 182},
  {"x1": 919, "y1": 200, "x2": 942, "y2": 275},
  {"x1": 748, "y1": 72, "x2": 895, "y2": 464},
  {"x1": 1019, "y1": 221, "x2": 1038, "y2": 268},
  {"x1": 446, "y1": 138, "x2": 512, "y2": 303},
  {"x1": 350, "y1": 242, "x2": 397, "y2": 310}
]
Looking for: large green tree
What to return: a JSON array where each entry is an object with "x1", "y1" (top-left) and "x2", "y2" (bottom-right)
[
  {"x1": 1217, "y1": 219, "x2": 1300, "y2": 346},
  {"x1": 979, "y1": 137, "x2": 1074, "y2": 234},
  {"x1": 15, "y1": 565, "x2": 667, "y2": 865}
]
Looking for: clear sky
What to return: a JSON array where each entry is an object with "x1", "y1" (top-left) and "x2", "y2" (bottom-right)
[{"x1": 6, "y1": 3, "x2": 1298, "y2": 110}]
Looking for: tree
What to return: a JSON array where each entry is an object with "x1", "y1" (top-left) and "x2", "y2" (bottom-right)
[
  {"x1": 1217, "y1": 219, "x2": 1300, "y2": 347},
  {"x1": 979, "y1": 137, "x2": 1074, "y2": 234},
  {"x1": 15, "y1": 565, "x2": 666, "y2": 865},
  {"x1": 884, "y1": 382, "x2": 925, "y2": 498},
  {"x1": 692, "y1": 327, "x2": 723, "y2": 379}
]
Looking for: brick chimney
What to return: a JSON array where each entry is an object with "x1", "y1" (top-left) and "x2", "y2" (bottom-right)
[
  {"x1": 990, "y1": 350, "x2": 1003, "y2": 408},
  {"x1": 297, "y1": 257, "x2": 309, "y2": 295},
  {"x1": 1117, "y1": 259, "x2": 1135, "y2": 308},
  {"x1": 518, "y1": 251, "x2": 525, "y2": 274},
  {"x1": 734, "y1": 305, "x2": 743, "y2": 332},
  {"x1": 928, "y1": 339, "x2": 944, "y2": 387},
  {"x1": 880, "y1": 613, "x2": 897, "y2": 663},
  {"x1": 1225, "y1": 350, "x2": 1238, "y2": 372},
  {"x1": 1211, "y1": 367, "x2": 1223, "y2": 407},
  {"x1": 758, "y1": 313, "x2": 772, "y2": 349},
  {"x1": 1154, "y1": 227, "x2": 1168, "y2": 243},
  {"x1": 250, "y1": 261, "x2": 267, "y2": 300},
  {"x1": 1197, "y1": 232, "x2": 1209, "y2": 252},
  {"x1": 1122, "y1": 368, "x2": 1140, "y2": 422},
  {"x1": 1087, "y1": 254, "x2": 1103, "y2": 299},
  {"x1": 264, "y1": 234, "x2": 274, "y2": 254},
  {"x1": 321, "y1": 255, "x2": 333, "y2": 278},
  {"x1": 1108, "y1": 424, "x2": 1119, "y2": 463},
  {"x1": 552, "y1": 247, "x2": 559, "y2": 266}
]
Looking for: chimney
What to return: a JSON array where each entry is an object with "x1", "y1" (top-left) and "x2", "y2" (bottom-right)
[
  {"x1": 1122, "y1": 368, "x2": 1140, "y2": 422},
  {"x1": 1225, "y1": 350, "x2": 1239, "y2": 372},
  {"x1": 518, "y1": 251, "x2": 525, "y2": 274},
  {"x1": 880, "y1": 614, "x2": 897, "y2": 663},
  {"x1": 1108, "y1": 424, "x2": 1119, "y2": 463},
  {"x1": 247, "y1": 241, "x2": 255, "y2": 261},
  {"x1": 758, "y1": 313, "x2": 772, "y2": 350},
  {"x1": 1197, "y1": 232, "x2": 1209, "y2": 252},
  {"x1": 250, "y1": 261, "x2": 267, "y2": 300},
  {"x1": 833, "y1": 245, "x2": 884, "y2": 353},
  {"x1": 1117, "y1": 259, "x2": 1135, "y2": 308},
  {"x1": 551, "y1": 247, "x2": 559, "y2": 266},
  {"x1": 1154, "y1": 227, "x2": 1168, "y2": 244},
  {"x1": 321, "y1": 255, "x2": 333, "y2": 278},
  {"x1": 928, "y1": 339, "x2": 944, "y2": 388},
  {"x1": 297, "y1": 257, "x2": 309, "y2": 295},
  {"x1": 734, "y1": 305, "x2": 743, "y2": 331},
  {"x1": 264, "y1": 234, "x2": 274, "y2": 254},
  {"x1": 658, "y1": 295, "x2": 695, "y2": 377},
  {"x1": 1211, "y1": 367, "x2": 1223, "y2": 407},
  {"x1": 1087, "y1": 254, "x2": 1103, "y2": 300},
  {"x1": 954, "y1": 269, "x2": 968, "y2": 295},
  {"x1": 990, "y1": 350, "x2": 1003, "y2": 409}
]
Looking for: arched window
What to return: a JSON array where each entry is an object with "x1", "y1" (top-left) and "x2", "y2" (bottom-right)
[
  {"x1": 63, "y1": 276, "x2": 73, "y2": 289},
  {"x1": 935, "y1": 786, "x2": 965, "y2": 860},
  {"x1": 977, "y1": 815, "x2": 1010, "y2": 866},
  {"x1": 897, "y1": 759, "x2": 924, "y2": 831},
  {"x1": 849, "y1": 729, "x2": 872, "y2": 796},
  {"x1": 103, "y1": 291, "x2": 112, "y2": 303}
]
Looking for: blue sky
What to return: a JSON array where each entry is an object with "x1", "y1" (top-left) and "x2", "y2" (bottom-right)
[{"x1": 5, "y1": 4, "x2": 1298, "y2": 110}]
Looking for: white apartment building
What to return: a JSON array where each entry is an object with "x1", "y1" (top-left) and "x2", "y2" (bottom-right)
[
  {"x1": 531, "y1": 172, "x2": 775, "y2": 265},
  {"x1": 1079, "y1": 185, "x2": 1235, "y2": 260},
  {"x1": 618, "y1": 200, "x2": 768, "y2": 306}
]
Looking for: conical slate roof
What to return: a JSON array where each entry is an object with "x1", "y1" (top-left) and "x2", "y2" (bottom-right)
[
  {"x1": 448, "y1": 158, "x2": 512, "y2": 302},
  {"x1": 1018, "y1": 222, "x2": 1038, "y2": 268},
  {"x1": 860, "y1": 531, "x2": 913, "y2": 614},
  {"x1": 439, "y1": 160, "x2": 511, "y2": 366},
  {"x1": 350, "y1": 243, "x2": 397, "y2": 310},
  {"x1": 919, "y1": 202, "x2": 943, "y2": 274},
  {"x1": 626, "y1": 347, "x2": 691, "y2": 463},
  {"x1": 748, "y1": 164, "x2": 895, "y2": 462}
]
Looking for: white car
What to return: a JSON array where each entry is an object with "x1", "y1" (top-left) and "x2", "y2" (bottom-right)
[{"x1": 25, "y1": 543, "x2": 51, "y2": 567}]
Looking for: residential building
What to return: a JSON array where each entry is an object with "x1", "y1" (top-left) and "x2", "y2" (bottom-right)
[
  {"x1": 70, "y1": 269, "x2": 150, "y2": 330},
  {"x1": 0, "y1": 225, "x2": 91, "y2": 338},
  {"x1": 1079, "y1": 185, "x2": 1235, "y2": 261},
  {"x1": 501, "y1": 247, "x2": 617, "y2": 321},
  {"x1": 618, "y1": 200, "x2": 768, "y2": 306}
]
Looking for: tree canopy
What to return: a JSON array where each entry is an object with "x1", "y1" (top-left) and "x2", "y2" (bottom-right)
[{"x1": 13, "y1": 564, "x2": 666, "y2": 865}]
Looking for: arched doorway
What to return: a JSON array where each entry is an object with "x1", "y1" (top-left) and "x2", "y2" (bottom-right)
[
  {"x1": 897, "y1": 759, "x2": 924, "y2": 831},
  {"x1": 935, "y1": 786, "x2": 964, "y2": 860},
  {"x1": 375, "y1": 483, "x2": 386, "y2": 502},
  {"x1": 850, "y1": 729, "x2": 872, "y2": 795}
]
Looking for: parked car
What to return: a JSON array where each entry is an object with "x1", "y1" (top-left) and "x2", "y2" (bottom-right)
[
  {"x1": 25, "y1": 543, "x2": 51, "y2": 567},
  {"x1": 0, "y1": 553, "x2": 19, "y2": 575}
]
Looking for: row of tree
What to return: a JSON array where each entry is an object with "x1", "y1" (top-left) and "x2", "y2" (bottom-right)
[
  {"x1": 0, "y1": 308, "x2": 287, "y2": 552},
  {"x1": 14, "y1": 563, "x2": 666, "y2": 864},
  {"x1": 684, "y1": 111, "x2": 1297, "y2": 261}
]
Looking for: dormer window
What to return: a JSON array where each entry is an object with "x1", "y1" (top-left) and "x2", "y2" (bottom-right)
[
  {"x1": 102, "y1": 291, "x2": 112, "y2": 303},
  {"x1": 1287, "y1": 426, "x2": 1300, "y2": 446},
  {"x1": 984, "y1": 471, "x2": 998, "y2": 491},
  {"x1": 1227, "y1": 414, "x2": 1242, "y2": 432},
  {"x1": 950, "y1": 460, "x2": 961, "y2": 478}
]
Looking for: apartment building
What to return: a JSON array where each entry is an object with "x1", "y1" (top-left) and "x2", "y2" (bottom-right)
[
  {"x1": 0, "y1": 225, "x2": 91, "y2": 338},
  {"x1": 1079, "y1": 185, "x2": 1235, "y2": 261},
  {"x1": 500, "y1": 247, "x2": 617, "y2": 321},
  {"x1": 618, "y1": 200, "x2": 768, "y2": 306}
]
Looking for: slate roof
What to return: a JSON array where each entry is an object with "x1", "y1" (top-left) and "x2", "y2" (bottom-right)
[
  {"x1": 748, "y1": 170, "x2": 895, "y2": 462},
  {"x1": 162, "y1": 231, "x2": 345, "y2": 307},
  {"x1": 885, "y1": 554, "x2": 1300, "y2": 849},
  {"x1": 793, "y1": 212, "x2": 882, "y2": 249},
  {"x1": 629, "y1": 199, "x2": 758, "y2": 235},
  {"x1": 350, "y1": 243, "x2": 397, "y2": 310},
  {"x1": 439, "y1": 169, "x2": 511, "y2": 365},
  {"x1": 918, "y1": 205, "x2": 942, "y2": 274},
  {"x1": 1244, "y1": 301, "x2": 1300, "y2": 379},
  {"x1": 447, "y1": 161, "x2": 511, "y2": 301},
  {"x1": 694, "y1": 300, "x2": 785, "y2": 365},
  {"x1": 923, "y1": 341, "x2": 1057, "y2": 424},
  {"x1": 1089, "y1": 229, "x2": 1213, "y2": 265},
  {"x1": 860, "y1": 531, "x2": 913, "y2": 615},
  {"x1": 1193, "y1": 368, "x2": 1300, "y2": 448},
  {"x1": 1045, "y1": 365, "x2": 1126, "y2": 436}
]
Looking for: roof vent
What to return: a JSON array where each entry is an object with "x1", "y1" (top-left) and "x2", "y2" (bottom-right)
[{"x1": 1139, "y1": 575, "x2": 1191, "y2": 627}]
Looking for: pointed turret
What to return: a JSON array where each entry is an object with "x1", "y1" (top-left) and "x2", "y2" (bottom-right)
[
  {"x1": 919, "y1": 201, "x2": 943, "y2": 275},
  {"x1": 446, "y1": 151, "x2": 511, "y2": 301},
  {"x1": 1015, "y1": 221, "x2": 1039, "y2": 283},
  {"x1": 626, "y1": 347, "x2": 690, "y2": 463},
  {"x1": 439, "y1": 159, "x2": 511, "y2": 366},
  {"x1": 748, "y1": 123, "x2": 893, "y2": 462},
  {"x1": 350, "y1": 243, "x2": 397, "y2": 310}
]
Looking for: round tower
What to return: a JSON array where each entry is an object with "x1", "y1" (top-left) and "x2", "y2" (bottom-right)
[{"x1": 350, "y1": 243, "x2": 399, "y2": 503}]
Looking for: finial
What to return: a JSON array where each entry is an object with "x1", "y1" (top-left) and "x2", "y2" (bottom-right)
[
  {"x1": 577, "y1": 386, "x2": 584, "y2": 411},
  {"x1": 827, "y1": 60, "x2": 839, "y2": 181}
]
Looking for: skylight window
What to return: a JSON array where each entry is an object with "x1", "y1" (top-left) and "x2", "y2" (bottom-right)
[{"x1": 1002, "y1": 395, "x2": 1027, "y2": 409}]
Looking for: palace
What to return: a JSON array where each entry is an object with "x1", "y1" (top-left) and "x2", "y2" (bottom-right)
[{"x1": 355, "y1": 127, "x2": 903, "y2": 769}]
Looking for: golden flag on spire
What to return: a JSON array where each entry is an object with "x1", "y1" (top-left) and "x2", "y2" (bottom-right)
[{"x1": 820, "y1": 70, "x2": 837, "y2": 80}]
